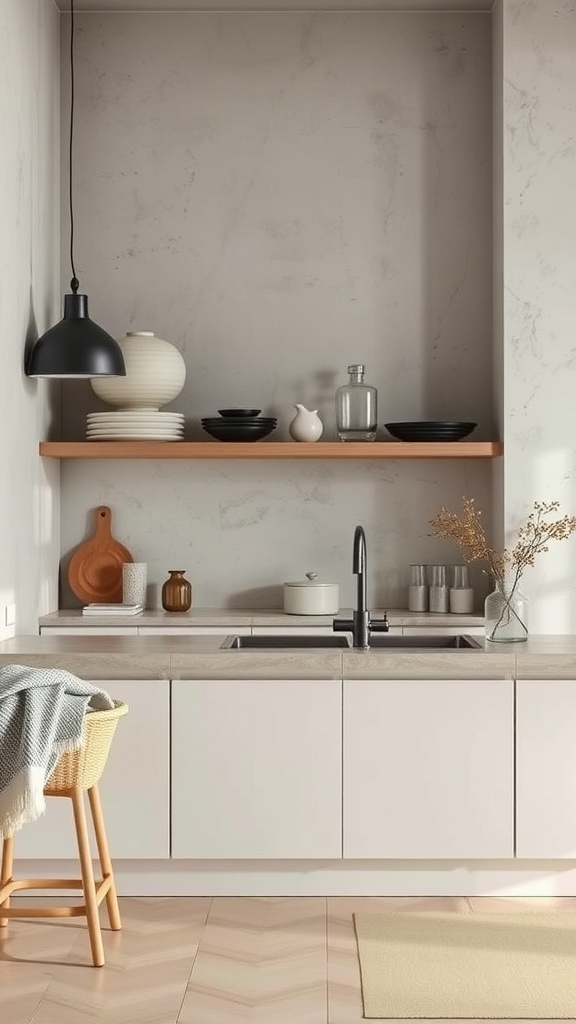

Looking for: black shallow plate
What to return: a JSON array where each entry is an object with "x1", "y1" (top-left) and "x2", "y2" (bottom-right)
[
  {"x1": 201, "y1": 419, "x2": 277, "y2": 428},
  {"x1": 202, "y1": 416, "x2": 276, "y2": 424},
  {"x1": 218, "y1": 409, "x2": 261, "y2": 418},
  {"x1": 386, "y1": 429, "x2": 475, "y2": 436},
  {"x1": 384, "y1": 421, "x2": 477, "y2": 441},
  {"x1": 201, "y1": 425, "x2": 277, "y2": 432},
  {"x1": 202, "y1": 423, "x2": 277, "y2": 442},
  {"x1": 385, "y1": 421, "x2": 477, "y2": 430}
]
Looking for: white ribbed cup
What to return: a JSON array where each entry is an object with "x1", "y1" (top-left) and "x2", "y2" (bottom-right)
[{"x1": 122, "y1": 562, "x2": 147, "y2": 606}]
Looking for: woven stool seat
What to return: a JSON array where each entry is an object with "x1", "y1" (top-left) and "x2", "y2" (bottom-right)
[
  {"x1": 0, "y1": 699, "x2": 128, "y2": 967},
  {"x1": 47, "y1": 699, "x2": 128, "y2": 790}
]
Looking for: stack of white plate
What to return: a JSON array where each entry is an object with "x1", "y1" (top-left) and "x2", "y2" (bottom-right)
[{"x1": 86, "y1": 411, "x2": 185, "y2": 441}]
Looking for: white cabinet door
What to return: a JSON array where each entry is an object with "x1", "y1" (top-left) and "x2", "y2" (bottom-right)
[
  {"x1": 343, "y1": 678, "x2": 513, "y2": 859},
  {"x1": 516, "y1": 679, "x2": 576, "y2": 858},
  {"x1": 16, "y1": 679, "x2": 170, "y2": 860},
  {"x1": 172, "y1": 679, "x2": 342, "y2": 858}
]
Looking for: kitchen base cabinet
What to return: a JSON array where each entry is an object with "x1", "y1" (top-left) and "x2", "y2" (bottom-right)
[
  {"x1": 15, "y1": 679, "x2": 170, "y2": 860},
  {"x1": 343, "y1": 678, "x2": 514, "y2": 859},
  {"x1": 171, "y1": 679, "x2": 341, "y2": 858},
  {"x1": 516, "y1": 680, "x2": 576, "y2": 858}
]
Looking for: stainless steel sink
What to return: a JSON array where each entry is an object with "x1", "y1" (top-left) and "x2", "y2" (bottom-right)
[
  {"x1": 220, "y1": 634, "x2": 481, "y2": 650},
  {"x1": 367, "y1": 634, "x2": 481, "y2": 649},
  {"x1": 221, "y1": 635, "x2": 350, "y2": 649}
]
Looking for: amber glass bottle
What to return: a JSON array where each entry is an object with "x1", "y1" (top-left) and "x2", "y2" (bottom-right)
[{"x1": 161, "y1": 570, "x2": 192, "y2": 612}]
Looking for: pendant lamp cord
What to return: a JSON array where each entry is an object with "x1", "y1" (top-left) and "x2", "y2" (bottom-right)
[{"x1": 69, "y1": 0, "x2": 79, "y2": 295}]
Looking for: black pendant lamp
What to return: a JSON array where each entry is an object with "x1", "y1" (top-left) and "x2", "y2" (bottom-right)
[{"x1": 27, "y1": 0, "x2": 125, "y2": 379}]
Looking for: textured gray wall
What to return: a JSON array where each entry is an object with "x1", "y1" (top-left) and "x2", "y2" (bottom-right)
[{"x1": 60, "y1": 12, "x2": 493, "y2": 609}]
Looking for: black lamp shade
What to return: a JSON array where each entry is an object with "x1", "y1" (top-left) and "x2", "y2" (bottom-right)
[{"x1": 27, "y1": 293, "x2": 126, "y2": 379}]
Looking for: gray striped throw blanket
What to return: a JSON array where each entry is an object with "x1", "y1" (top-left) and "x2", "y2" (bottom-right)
[{"x1": 0, "y1": 664, "x2": 114, "y2": 840}]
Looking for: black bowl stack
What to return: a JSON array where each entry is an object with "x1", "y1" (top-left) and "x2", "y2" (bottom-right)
[
  {"x1": 201, "y1": 409, "x2": 277, "y2": 442},
  {"x1": 383, "y1": 421, "x2": 477, "y2": 442}
]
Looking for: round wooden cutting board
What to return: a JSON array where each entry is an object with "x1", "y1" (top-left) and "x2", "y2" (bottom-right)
[{"x1": 68, "y1": 505, "x2": 133, "y2": 604}]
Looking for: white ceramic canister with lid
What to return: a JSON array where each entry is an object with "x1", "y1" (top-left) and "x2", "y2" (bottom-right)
[
  {"x1": 283, "y1": 572, "x2": 340, "y2": 615},
  {"x1": 90, "y1": 331, "x2": 186, "y2": 411}
]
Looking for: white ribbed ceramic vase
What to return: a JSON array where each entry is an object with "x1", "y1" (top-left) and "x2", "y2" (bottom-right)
[{"x1": 90, "y1": 331, "x2": 186, "y2": 411}]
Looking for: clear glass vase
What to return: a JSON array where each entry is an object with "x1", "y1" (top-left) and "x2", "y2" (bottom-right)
[{"x1": 484, "y1": 578, "x2": 528, "y2": 643}]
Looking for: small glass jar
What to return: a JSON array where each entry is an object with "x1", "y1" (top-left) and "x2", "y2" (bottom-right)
[
  {"x1": 161, "y1": 570, "x2": 192, "y2": 612},
  {"x1": 408, "y1": 564, "x2": 428, "y2": 612},
  {"x1": 484, "y1": 578, "x2": 528, "y2": 642},
  {"x1": 449, "y1": 564, "x2": 475, "y2": 614},
  {"x1": 429, "y1": 564, "x2": 449, "y2": 613},
  {"x1": 335, "y1": 364, "x2": 378, "y2": 441}
]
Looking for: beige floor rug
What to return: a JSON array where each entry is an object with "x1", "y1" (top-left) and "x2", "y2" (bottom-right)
[{"x1": 354, "y1": 911, "x2": 576, "y2": 1018}]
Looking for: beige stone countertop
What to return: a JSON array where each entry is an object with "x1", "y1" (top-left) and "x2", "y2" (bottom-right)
[
  {"x1": 515, "y1": 638, "x2": 576, "y2": 679},
  {"x1": 39, "y1": 607, "x2": 484, "y2": 629},
  {"x1": 2, "y1": 634, "x2": 576, "y2": 680},
  {"x1": 0, "y1": 635, "x2": 172, "y2": 680}
]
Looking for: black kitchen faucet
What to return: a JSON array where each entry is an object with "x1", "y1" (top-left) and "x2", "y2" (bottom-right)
[{"x1": 333, "y1": 525, "x2": 389, "y2": 648}]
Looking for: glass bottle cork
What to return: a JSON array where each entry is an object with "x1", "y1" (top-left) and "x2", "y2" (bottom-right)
[{"x1": 335, "y1": 364, "x2": 378, "y2": 441}]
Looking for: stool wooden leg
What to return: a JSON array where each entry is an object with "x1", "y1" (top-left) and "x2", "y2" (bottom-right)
[
  {"x1": 88, "y1": 784, "x2": 122, "y2": 931},
  {"x1": 70, "y1": 786, "x2": 105, "y2": 967},
  {"x1": 0, "y1": 837, "x2": 14, "y2": 928}
]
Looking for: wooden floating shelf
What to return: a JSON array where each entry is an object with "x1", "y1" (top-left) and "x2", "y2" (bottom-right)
[{"x1": 40, "y1": 441, "x2": 503, "y2": 460}]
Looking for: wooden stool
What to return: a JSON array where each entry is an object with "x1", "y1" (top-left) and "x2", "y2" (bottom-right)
[{"x1": 0, "y1": 700, "x2": 128, "y2": 967}]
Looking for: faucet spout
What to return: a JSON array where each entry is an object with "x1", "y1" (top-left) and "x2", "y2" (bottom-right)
[
  {"x1": 333, "y1": 524, "x2": 389, "y2": 648},
  {"x1": 353, "y1": 525, "x2": 367, "y2": 614}
]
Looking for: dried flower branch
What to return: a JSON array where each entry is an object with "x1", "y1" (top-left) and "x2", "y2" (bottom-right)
[{"x1": 429, "y1": 497, "x2": 576, "y2": 589}]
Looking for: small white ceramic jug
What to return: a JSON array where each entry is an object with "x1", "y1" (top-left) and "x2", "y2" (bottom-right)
[{"x1": 288, "y1": 404, "x2": 323, "y2": 442}]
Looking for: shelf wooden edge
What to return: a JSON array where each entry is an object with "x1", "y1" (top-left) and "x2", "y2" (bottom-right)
[{"x1": 39, "y1": 441, "x2": 504, "y2": 459}]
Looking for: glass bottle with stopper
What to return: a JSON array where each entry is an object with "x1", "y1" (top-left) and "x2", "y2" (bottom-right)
[{"x1": 335, "y1": 364, "x2": 378, "y2": 441}]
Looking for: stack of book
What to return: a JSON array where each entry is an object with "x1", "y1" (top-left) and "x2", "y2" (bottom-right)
[{"x1": 82, "y1": 603, "x2": 144, "y2": 617}]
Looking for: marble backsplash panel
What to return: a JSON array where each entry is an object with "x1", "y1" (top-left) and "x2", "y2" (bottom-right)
[{"x1": 60, "y1": 458, "x2": 493, "y2": 610}]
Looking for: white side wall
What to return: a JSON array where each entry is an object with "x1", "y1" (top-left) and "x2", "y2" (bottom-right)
[
  {"x1": 0, "y1": 0, "x2": 61, "y2": 636},
  {"x1": 501, "y1": 0, "x2": 576, "y2": 631}
]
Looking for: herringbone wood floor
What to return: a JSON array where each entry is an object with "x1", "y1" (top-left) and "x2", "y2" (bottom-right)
[{"x1": 1, "y1": 895, "x2": 575, "y2": 1023}]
